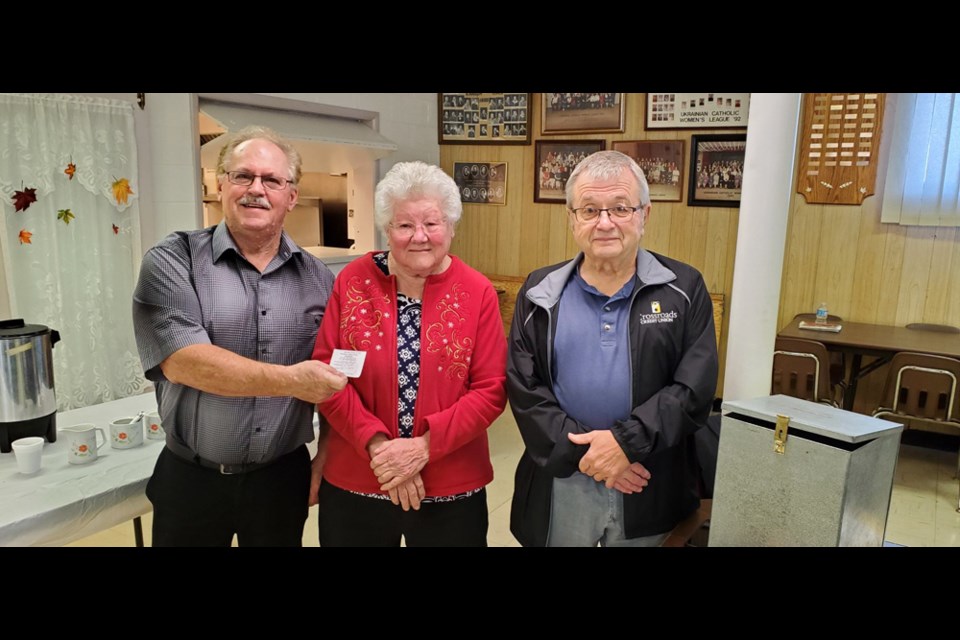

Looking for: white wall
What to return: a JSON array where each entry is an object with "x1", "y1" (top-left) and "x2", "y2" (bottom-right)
[{"x1": 143, "y1": 93, "x2": 202, "y2": 250}]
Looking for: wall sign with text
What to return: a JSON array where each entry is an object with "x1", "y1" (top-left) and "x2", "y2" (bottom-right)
[{"x1": 646, "y1": 93, "x2": 750, "y2": 129}]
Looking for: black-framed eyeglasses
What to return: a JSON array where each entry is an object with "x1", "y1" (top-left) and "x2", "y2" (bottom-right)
[
  {"x1": 569, "y1": 205, "x2": 643, "y2": 223},
  {"x1": 225, "y1": 171, "x2": 295, "y2": 191}
]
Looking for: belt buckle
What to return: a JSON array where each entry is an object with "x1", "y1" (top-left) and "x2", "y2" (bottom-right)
[{"x1": 219, "y1": 463, "x2": 238, "y2": 475}]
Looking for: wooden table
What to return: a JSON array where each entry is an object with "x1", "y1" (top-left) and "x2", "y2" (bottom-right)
[{"x1": 777, "y1": 319, "x2": 960, "y2": 411}]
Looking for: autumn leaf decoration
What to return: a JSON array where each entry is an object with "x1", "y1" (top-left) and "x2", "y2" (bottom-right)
[
  {"x1": 111, "y1": 177, "x2": 134, "y2": 205},
  {"x1": 57, "y1": 208, "x2": 75, "y2": 225},
  {"x1": 18, "y1": 229, "x2": 32, "y2": 245},
  {"x1": 64, "y1": 162, "x2": 76, "y2": 180},
  {"x1": 112, "y1": 224, "x2": 119, "y2": 235},
  {"x1": 13, "y1": 184, "x2": 37, "y2": 212}
]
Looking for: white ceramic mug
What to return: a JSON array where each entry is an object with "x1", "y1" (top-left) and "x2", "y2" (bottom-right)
[
  {"x1": 109, "y1": 415, "x2": 143, "y2": 449},
  {"x1": 144, "y1": 411, "x2": 164, "y2": 441},
  {"x1": 62, "y1": 424, "x2": 106, "y2": 464}
]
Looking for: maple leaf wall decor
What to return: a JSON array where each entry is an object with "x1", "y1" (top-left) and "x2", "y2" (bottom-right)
[
  {"x1": 64, "y1": 162, "x2": 77, "y2": 180},
  {"x1": 18, "y1": 229, "x2": 32, "y2": 244},
  {"x1": 111, "y1": 177, "x2": 134, "y2": 205},
  {"x1": 13, "y1": 187, "x2": 38, "y2": 212},
  {"x1": 57, "y1": 208, "x2": 75, "y2": 224}
]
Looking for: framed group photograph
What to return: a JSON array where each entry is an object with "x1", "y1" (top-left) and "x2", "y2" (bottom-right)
[
  {"x1": 646, "y1": 93, "x2": 750, "y2": 130},
  {"x1": 453, "y1": 162, "x2": 508, "y2": 205},
  {"x1": 439, "y1": 93, "x2": 531, "y2": 144},
  {"x1": 612, "y1": 140, "x2": 685, "y2": 202},
  {"x1": 541, "y1": 93, "x2": 626, "y2": 135},
  {"x1": 534, "y1": 140, "x2": 605, "y2": 203},
  {"x1": 688, "y1": 134, "x2": 747, "y2": 207}
]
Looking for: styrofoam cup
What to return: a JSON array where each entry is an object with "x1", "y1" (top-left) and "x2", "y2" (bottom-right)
[{"x1": 12, "y1": 437, "x2": 44, "y2": 474}]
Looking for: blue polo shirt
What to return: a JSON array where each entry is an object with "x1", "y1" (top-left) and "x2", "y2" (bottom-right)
[{"x1": 552, "y1": 268, "x2": 636, "y2": 431}]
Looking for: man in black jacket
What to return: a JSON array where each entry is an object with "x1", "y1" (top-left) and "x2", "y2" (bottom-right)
[{"x1": 507, "y1": 151, "x2": 718, "y2": 546}]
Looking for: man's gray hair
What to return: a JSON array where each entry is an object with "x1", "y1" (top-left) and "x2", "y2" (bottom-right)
[
  {"x1": 565, "y1": 150, "x2": 650, "y2": 208},
  {"x1": 374, "y1": 161, "x2": 463, "y2": 233},
  {"x1": 216, "y1": 125, "x2": 302, "y2": 186}
]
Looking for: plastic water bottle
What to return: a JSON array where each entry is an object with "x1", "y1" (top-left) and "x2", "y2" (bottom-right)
[{"x1": 816, "y1": 302, "x2": 828, "y2": 325}]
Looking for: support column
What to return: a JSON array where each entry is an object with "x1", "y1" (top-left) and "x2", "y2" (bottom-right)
[{"x1": 722, "y1": 93, "x2": 802, "y2": 402}]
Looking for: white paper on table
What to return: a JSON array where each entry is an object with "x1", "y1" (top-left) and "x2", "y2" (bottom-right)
[{"x1": 330, "y1": 349, "x2": 367, "y2": 378}]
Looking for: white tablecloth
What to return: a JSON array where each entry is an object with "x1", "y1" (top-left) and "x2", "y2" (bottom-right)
[{"x1": 0, "y1": 393, "x2": 160, "y2": 547}]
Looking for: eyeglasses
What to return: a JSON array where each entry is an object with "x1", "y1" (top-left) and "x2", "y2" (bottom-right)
[
  {"x1": 569, "y1": 205, "x2": 643, "y2": 223},
  {"x1": 225, "y1": 171, "x2": 295, "y2": 191},
  {"x1": 388, "y1": 220, "x2": 448, "y2": 238}
]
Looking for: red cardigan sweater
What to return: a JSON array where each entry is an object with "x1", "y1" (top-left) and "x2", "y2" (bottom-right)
[{"x1": 313, "y1": 252, "x2": 507, "y2": 497}]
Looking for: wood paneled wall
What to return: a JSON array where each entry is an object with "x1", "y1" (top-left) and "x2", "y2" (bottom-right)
[
  {"x1": 778, "y1": 188, "x2": 960, "y2": 329},
  {"x1": 440, "y1": 93, "x2": 741, "y2": 393}
]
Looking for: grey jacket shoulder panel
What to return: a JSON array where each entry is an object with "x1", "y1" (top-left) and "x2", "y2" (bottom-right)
[{"x1": 525, "y1": 249, "x2": 678, "y2": 310}]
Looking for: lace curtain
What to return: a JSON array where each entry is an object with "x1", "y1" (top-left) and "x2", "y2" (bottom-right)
[{"x1": 0, "y1": 93, "x2": 148, "y2": 410}]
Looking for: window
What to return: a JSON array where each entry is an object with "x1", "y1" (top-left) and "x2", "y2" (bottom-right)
[{"x1": 881, "y1": 93, "x2": 960, "y2": 226}]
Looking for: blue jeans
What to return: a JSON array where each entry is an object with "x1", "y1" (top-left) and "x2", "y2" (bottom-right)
[{"x1": 546, "y1": 472, "x2": 668, "y2": 547}]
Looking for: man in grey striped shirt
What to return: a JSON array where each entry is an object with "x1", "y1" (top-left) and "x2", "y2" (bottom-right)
[{"x1": 133, "y1": 126, "x2": 347, "y2": 546}]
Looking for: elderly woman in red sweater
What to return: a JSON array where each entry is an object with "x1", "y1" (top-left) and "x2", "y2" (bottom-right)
[{"x1": 309, "y1": 161, "x2": 507, "y2": 546}]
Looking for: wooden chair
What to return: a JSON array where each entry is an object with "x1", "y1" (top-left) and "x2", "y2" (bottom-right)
[
  {"x1": 710, "y1": 293, "x2": 724, "y2": 350},
  {"x1": 793, "y1": 313, "x2": 846, "y2": 383},
  {"x1": 872, "y1": 352, "x2": 960, "y2": 512},
  {"x1": 772, "y1": 337, "x2": 842, "y2": 407},
  {"x1": 662, "y1": 500, "x2": 712, "y2": 547},
  {"x1": 482, "y1": 274, "x2": 527, "y2": 337},
  {"x1": 662, "y1": 414, "x2": 721, "y2": 547}
]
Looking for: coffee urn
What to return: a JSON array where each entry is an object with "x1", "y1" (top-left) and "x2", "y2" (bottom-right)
[{"x1": 0, "y1": 319, "x2": 60, "y2": 453}]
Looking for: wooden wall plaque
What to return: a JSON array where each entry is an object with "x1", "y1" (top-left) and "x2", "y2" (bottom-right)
[{"x1": 797, "y1": 93, "x2": 885, "y2": 205}]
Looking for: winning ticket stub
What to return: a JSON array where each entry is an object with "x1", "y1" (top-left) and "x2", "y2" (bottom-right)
[{"x1": 330, "y1": 349, "x2": 367, "y2": 378}]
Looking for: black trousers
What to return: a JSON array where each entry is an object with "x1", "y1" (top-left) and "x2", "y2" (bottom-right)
[
  {"x1": 318, "y1": 480, "x2": 488, "y2": 547},
  {"x1": 146, "y1": 445, "x2": 310, "y2": 547}
]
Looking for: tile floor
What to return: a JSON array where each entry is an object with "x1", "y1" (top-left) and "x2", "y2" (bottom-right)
[{"x1": 66, "y1": 408, "x2": 960, "y2": 547}]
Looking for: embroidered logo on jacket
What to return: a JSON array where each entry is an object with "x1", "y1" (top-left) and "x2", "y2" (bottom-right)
[
  {"x1": 640, "y1": 308, "x2": 678, "y2": 324},
  {"x1": 651, "y1": 301, "x2": 661, "y2": 313},
  {"x1": 425, "y1": 283, "x2": 474, "y2": 380}
]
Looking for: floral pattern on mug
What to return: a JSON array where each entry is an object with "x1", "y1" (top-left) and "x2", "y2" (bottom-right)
[{"x1": 78, "y1": 444, "x2": 88, "y2": 453}]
